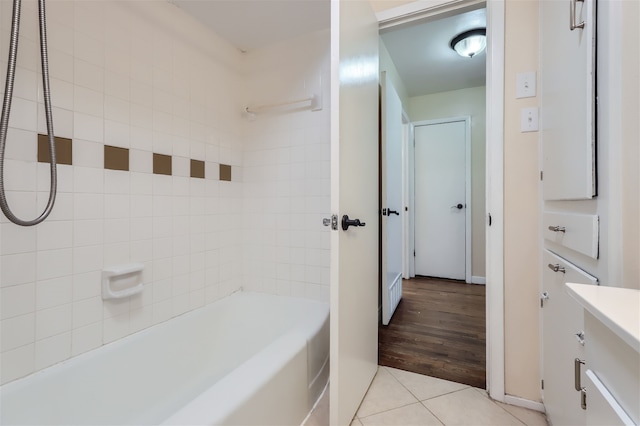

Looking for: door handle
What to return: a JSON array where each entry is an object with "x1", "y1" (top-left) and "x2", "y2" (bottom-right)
[
  {"x1": 341, "y1": 215, "x2": 366, "y2": 231},
  {"x1": 387, "y1": 209, "x2": 400, "y2": 216},
  {"x1": 451, "y1": 204, "x2": 464, "y2": 210},
  {"x1": 570, "y1": 0, "x2": 585, "y2": 31}
]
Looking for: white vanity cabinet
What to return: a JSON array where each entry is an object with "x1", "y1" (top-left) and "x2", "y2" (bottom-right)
[
  {"x1": 567, "y1": 284, "x2": 640, "y2": 425},
  {"x1": 540, "y1": 0, "x2": 596, "y2": 201},
  {"x1": 541, "y1": 251, "x2": 598, "y2": 425}
]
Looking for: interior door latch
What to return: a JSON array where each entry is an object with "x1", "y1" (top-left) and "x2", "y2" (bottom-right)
[{"x1": 322, "y1": 215, "x2": 338, "y2": 230}]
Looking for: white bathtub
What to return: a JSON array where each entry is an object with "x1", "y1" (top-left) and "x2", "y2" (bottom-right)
[{"x1": 0, "y1": 291, "x2": 330, "y2": 425}]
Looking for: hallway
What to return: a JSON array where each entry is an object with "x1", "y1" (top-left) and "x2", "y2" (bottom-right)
[{"x1": 378, "y1": 277, "x2": 486, "y2": 388}]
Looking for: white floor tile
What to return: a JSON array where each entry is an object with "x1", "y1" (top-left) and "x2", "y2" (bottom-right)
[
  {"x1": 306, "y1": 367, "x2": 547, "y2": 426},
  {"x1": 356, "y1": 367, "x2": 419, "y2": 418},
  {"x1": 422, "y1": 388, "x2": 523, "y2": 425},
  {"x1": 385, "y1": 367, "x2": 469, "y2": 401},
  {"x1": 360, "y1": 402, "x2": 443, "y2": 426},
  {"x1": 497, "y1": 402, "x2": 548, "y2": 426}
]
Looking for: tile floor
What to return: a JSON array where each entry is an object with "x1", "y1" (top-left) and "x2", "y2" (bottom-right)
[{"x1": 304, "y1": 366, "x2": 549, "y2": 426}]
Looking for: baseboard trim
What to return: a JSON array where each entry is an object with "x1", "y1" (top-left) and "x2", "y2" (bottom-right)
[
  {"x1": 503, "y1": 395, "x2": 545, "y2": 413},
  {"x1": 471, "y1": 276, "x2": 486, "y2": 285}
]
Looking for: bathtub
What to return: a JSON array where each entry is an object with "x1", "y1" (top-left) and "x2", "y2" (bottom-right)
[{"x1": 0, "y1": 291, "x2": 330, "y2": 425}]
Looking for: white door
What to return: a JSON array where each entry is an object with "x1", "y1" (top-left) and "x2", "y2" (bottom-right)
[
  {"x1": 329, "y1": 0, "x2": 379, "y2": 424},
  {"x1": 542, "y1": 250, "x2": 598, "y2": 425},
  {"x1": 540, "y1": 0, "x2": 596, "y2": 200},
  {"x1": 414, "y1": 120, "x2": 468, "y2": 280},
  {"x1": 380, "y1": 72, "x2": 403, "y2": 326}
]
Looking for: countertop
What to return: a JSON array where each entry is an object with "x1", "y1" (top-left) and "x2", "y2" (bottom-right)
[{"x1": 566, "y1": 283, "x2": 640, "y2": 353}]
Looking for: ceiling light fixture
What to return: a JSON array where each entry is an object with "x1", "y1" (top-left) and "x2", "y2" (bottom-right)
[{"x1": 450, "y1": 28, "x2": 486, "y2": 58}]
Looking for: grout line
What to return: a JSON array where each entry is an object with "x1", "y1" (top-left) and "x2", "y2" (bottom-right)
[
  {"x1": 419, "y1": 387, "x2": 470, "y2": 402},
  {"x1": 383, "y1": 366, "x2": 471, "y2": 403},
  {"x1": 496, "y1": 406, "x2": 527, "y2": 426},
  {"x1": 418, "y1": 400, "x2": 446, "y2": 426},
  {"x1": 357, "y1": 401, "x2": 425, "y2": 422},
  {"x1": 492, "y1": 402, "x2": 529, "y2": 426},
  {"x1": 355, "y1": 367, "x2": 419, "y2": 419}
]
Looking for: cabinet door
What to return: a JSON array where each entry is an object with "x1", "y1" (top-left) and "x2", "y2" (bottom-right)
[
  {"x1": 540, "y1": 0, "x2": 596, "y2": 200},
  {"x1": 542, "y1": 250, "x2": 598, "y2": 425}
]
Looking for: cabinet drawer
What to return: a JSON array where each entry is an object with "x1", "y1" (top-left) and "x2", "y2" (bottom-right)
[
  {"x1": 585, "y1": 370, "x2": 635, "y2": 426},
  {"x1": 543, "y1": 212, "x2": 599, "y2": 259},
  {"x1": 584, "y1": 311, "x2": 640, "y2": 425}
]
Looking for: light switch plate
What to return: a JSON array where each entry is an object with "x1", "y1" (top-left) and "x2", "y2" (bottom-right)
[
  {"x1": 516, "y1": 71, "x2": 536, "y2": 98},
  {"x1": 521, "y1": 107, "x2": 539, "y2": 132}
]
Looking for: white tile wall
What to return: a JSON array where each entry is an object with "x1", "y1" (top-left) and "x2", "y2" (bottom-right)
[
  {"x1": 0, "y1": 1, "x2": 329, "y2": 386},
  {"x1": 0, "y1": 0, "x2": 245, "y2": 384},
  {"x1": 241, "y1": 30, "x2": 331, "y2": 301}
]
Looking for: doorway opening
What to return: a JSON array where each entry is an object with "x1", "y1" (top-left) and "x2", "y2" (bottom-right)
[{"x1": 377, "y1": 2, "x2": 491, "y2": 390}]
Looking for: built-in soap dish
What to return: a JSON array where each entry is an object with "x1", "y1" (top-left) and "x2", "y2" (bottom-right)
[{"x1": 102, "y1": 263, "x2": 144, "y2": 300}]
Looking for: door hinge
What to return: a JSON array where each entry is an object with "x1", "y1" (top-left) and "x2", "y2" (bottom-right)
[
  {"x1": 413, "y1": 250, "x2": 416, "y2": 257},
  {"x1": 488, "y1": 213, "x2": 492, "y2": 226},
  {"x1": 540, "y1": 171, "x2": 543, "y2": 181},
  {"x1": 541, "y1": 379, "x2": 544, "y2": 390}
]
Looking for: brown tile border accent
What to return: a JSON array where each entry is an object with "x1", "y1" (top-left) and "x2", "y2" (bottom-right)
[
  {"x1": 37, "y1": 134, "x2": 72, "y2": 165},
  {"x1": 219, "y1": 164, "x2": 231, "y2": 181},
  {"x1": 190, "y1": 159, "x2": 205, "y2": 179},
  {"x1": 104, "y1": 145, "x2": 129, "y2": 171},
  {"x1": 153, "y1": 153, "x2": 172, "y2": 175}
]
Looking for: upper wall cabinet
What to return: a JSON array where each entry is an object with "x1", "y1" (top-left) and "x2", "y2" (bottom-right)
[{"x1": 540, "y1": 0, "x2": 596, "y2": 200}]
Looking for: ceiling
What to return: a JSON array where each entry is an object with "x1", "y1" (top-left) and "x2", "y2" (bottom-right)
[
  {"x1": 170, "y1": 0, "x2": 330, "y2": 52},
  {"x1": 380, "y1": 7, "x2": 486, "y2": 97},
  {"x1": 170, "y1": 1, "x2": 485, "y2": 97}
]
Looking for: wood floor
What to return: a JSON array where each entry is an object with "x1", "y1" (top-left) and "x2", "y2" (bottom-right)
[{"x1": 378, "y1": 276, "x2": 486, "y2": 389}]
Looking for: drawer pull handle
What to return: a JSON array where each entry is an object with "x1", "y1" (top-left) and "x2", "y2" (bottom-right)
[
  {"x1": 575, "y1": 331, "x2": 585, "y2": 345},
  {"x1": 575, "y1": 358, "x2": 585, "y2": 391},
  {"x1": 548, "y1": 263, "x2": 566, "y2": 273},
  {"x1": 570, "y1": 0, "x2": 586, "y2": 31},
  {"x1": 548, "y1": 225, "x2": 566, "y2": 233}
]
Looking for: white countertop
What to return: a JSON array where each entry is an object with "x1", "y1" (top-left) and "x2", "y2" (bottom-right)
[{"x1": 566, "y1": 283, "x2": 640, "y2": 354}]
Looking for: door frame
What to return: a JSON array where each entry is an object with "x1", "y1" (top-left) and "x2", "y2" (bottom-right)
[
  {"x1": 412, "y1": 117, "x2": 472, "y2": 284},
  {"x1": 402, "y1": 111, "x2": 412, "y2": 280},
  {"x1": 377, "y1": 0, "x2": 506, "y2": 402}
]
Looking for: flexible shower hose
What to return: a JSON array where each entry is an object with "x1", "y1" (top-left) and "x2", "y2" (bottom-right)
[{"x1": 0, "y1": 0, "x2": 57, "y2": 226}]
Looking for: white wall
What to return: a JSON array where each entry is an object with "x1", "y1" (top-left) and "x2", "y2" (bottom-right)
[
  {"x1": 503, "y1": 0, "x2": 540, "y2": 402},
  {"x1": 370, "y1": 0, "x2": 416, "y2": 14},
  {"x1": 240, "y1": 30, "x2": 331, "y2": 301},
  {"x1": 619, "y1": 0, "x2": 639, "y2": 289},
  {"x1": 379, "y1": 38, "x2": 410, "y2": 108},
  {"x1": 408, "y1": 86, "x2": 486, "y2": 278}
]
